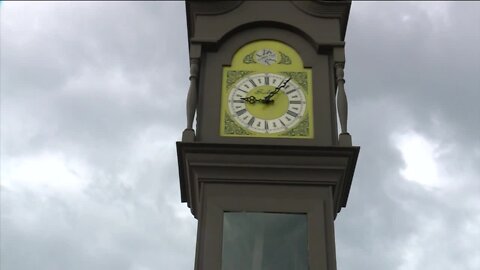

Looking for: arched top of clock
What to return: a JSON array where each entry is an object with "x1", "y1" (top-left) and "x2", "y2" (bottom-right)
[
  {"x1": 187, "y1": 1, "x2": 346, "y2": 53},
  {"x1": 228, "y1": 39, "x2": 306, "y2": 70},
  {"x1": 213, "y1": 27, "x2": 318, "y2": 69},
  {"x1": 202, "y1": 21, "x2": 318, "y2": 53}
]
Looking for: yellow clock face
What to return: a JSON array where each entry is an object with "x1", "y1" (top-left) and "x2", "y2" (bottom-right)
[{"x1": 220, "y1": 40, "x2": 313, "y2": 138}]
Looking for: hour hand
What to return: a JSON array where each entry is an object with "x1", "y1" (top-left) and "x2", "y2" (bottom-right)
[
  {"x1": 240, "y1": 96, "x2": 262, "y2": 104},
  {"x1": 241, "y1": 96, "x2": 274, "y2": 104}
]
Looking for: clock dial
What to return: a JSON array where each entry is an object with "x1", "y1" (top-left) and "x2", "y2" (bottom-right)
[
  {"x1": 227, "y1": 73, "x2": 306, "y2": 134},
  {"x1": 220, "y1": 39, "x2": 313, "y2": 139},
  {"x1": 255, "y1": 49, "x2": 277, "y2": 66}
]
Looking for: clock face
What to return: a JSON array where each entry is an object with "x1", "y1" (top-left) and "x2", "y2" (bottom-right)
[
  {"x1": 227, "y1": 73, "x2": 306, "y2": 134},
  {"x1": 220, "y1": 40, "x2": 313, "y2": 139}
]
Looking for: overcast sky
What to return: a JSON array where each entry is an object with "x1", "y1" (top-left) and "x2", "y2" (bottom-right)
[{"x1": 1, "y1": 2, "x2": 479, "y2": 270}]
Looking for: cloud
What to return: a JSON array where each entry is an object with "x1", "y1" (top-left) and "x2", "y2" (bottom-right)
[
  {"x1": 393, "y1": 131, "x2": 442, "y2": 189},
  {"x1": 1, "y1": 2, "x2": 479, "y2": 270},
  {"x1": 335, "y1": 3, "x2": 480, "y2": 270},
  {"x1": 2, "y1": 2, "x2": 195, "y2": 270}
]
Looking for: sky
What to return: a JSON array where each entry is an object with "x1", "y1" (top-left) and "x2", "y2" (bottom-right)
[{"x1": 1, "y1": 1, "x2": 479, "y2": 270}]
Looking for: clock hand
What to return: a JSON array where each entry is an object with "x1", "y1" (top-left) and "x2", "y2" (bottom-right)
[
  {"x1": 241, "y1": 78, "x2": 292, "y2": 104},
  {"x1": 264, "y1": 77, "x2": 291, "y2": 102},
  {"x1": 240, "y1": 96, "x2": 262, "y2": 104},
  {"x1": 240, "y1": 95, "x2": 273, "y2": 104}
]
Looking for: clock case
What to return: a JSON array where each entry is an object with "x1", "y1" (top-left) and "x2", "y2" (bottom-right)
[
  {"x1": 178, "y1": 2, "x2": 359, "y2": 270},
  {"x1": 184, "y1": 0, "x2": 350, "y2": 147}
]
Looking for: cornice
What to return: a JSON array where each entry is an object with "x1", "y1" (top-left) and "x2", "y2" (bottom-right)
[
  {"x1": 186, "y1": 0, "x2": 243, "y2": 40},
  {"x1": 290, "y1": 0, "x2": 351, "y2": 40},
  {"x1": 177, "y1": 142, "x2": 359, "y2": 218}
]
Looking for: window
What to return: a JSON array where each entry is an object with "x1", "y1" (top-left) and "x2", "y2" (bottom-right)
[{"x1": 222, "y1": 212, "x2": 309, "y2": 270}]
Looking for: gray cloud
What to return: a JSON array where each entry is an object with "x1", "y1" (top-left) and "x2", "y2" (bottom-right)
[
  {"x1": 1, "y1": 2, "x2": 195, "y2": 270},
  {"x1": 1, "y1": 2, "x2": 479, "y2": 270},
  {"x1": 335, "y1": 2, "x2": 480, "y2": 270}
]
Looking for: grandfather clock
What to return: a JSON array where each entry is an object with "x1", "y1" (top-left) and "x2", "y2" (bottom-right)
[{"x1": 176, "y1": 1, "x2": 359, "y2": 270}]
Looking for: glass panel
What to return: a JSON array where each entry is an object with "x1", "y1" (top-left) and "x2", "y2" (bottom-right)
[{"x1": 222, "y1": 212, "x2": 308, "y2": 270}]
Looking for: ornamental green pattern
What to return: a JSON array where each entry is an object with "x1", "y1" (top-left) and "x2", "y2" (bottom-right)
[
  {"x1": 278, "y1": 51, "x2": 292, "y2": 65},
  {"x1": 280, "y1": 72, "x2": 308, "y2": 93},
  {"x1": 224, "y1": 113, "x2": 252, "y2": 136},
  {"x1": 226, "y1": 71, "x2": 253, "y2": 90},
  {"x1": 243, "y1": 51, "x2": 256, "y2": 64},
  {"x1": 281, "y1": 115, "x2": 310, "y2": 137}
]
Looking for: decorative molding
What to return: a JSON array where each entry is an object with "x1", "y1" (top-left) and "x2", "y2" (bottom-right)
[
  {"x1": 177, "y1": 142, "x2": 359, "y2": 218},
  {"x1": 186, "y1": 0, "x2": 243, "y2": 39},
  {"x1": 290, "y1": 0, "x2": 350, "y2": 17},
  {"x1": 188, "y1": 0, "x2": 243, "y2": 16},
  {"x1": 290, "y1": 0, "x2": 351, "y2": 40}
]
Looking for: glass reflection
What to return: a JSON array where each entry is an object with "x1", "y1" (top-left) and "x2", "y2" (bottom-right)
[{"x1": 222, "y1": 212, "x2": 308, "y2": 270}]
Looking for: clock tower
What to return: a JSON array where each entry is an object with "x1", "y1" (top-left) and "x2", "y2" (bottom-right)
[{"x1": 177, "y1": 1, "x2": 359, "y2": 270}]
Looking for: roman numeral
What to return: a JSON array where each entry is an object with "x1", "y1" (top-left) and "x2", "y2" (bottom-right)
[
  {"x1": 236, "y1": 88, "x2": 247, "y2": 94},
  {"x1": 265, "y1": 76, "x2": 269, "y2": 85},
  {"x1": 233, "y1": 100, "x2": 245, "y2": 103},
  {"x1": 265, "y1": 121, "x2": 269, "y2": 130},
  {"x1": 289, "y1": 100, "x2": 302, "y2": 104},
  {"x1": 248, "y1": 117, "x2": 255, "y2": 126},
  {"x1": 249, "y1": 79, "x2": 257, "y2": 87},
  {"x1": 286, "y1": 89, "x2": 297, "y2": 95},
  {"x1": 236, "y1": 109, "x2": 247, "y2": 116},
  {"x1": 287, "y1": 110, "x2": 298, "y2": 117}
]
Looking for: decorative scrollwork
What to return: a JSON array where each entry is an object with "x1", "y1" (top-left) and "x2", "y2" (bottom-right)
[
  {"x1": 281, "y1": 115, "x2": 310, "y2": 137},
  {"x1": 226, "y1": 71, "x2": 253, "y2": 90},
  {"x1": 243, "y1": 51, "x2": 257, "y2": 64},
  {"x1": 278, "y1": 51, "x2": 292, "y2": 65},
  {"x1": 280, "y1": 72, "x2": 308, "y2": 93},
  {"x1": 223, "y1": 113, "x2": 251, "y2": 136}
]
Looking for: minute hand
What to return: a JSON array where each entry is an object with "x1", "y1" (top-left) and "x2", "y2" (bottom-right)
[{"x1": 264, "y1": 77, "x2": 291, "y2": 102}]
